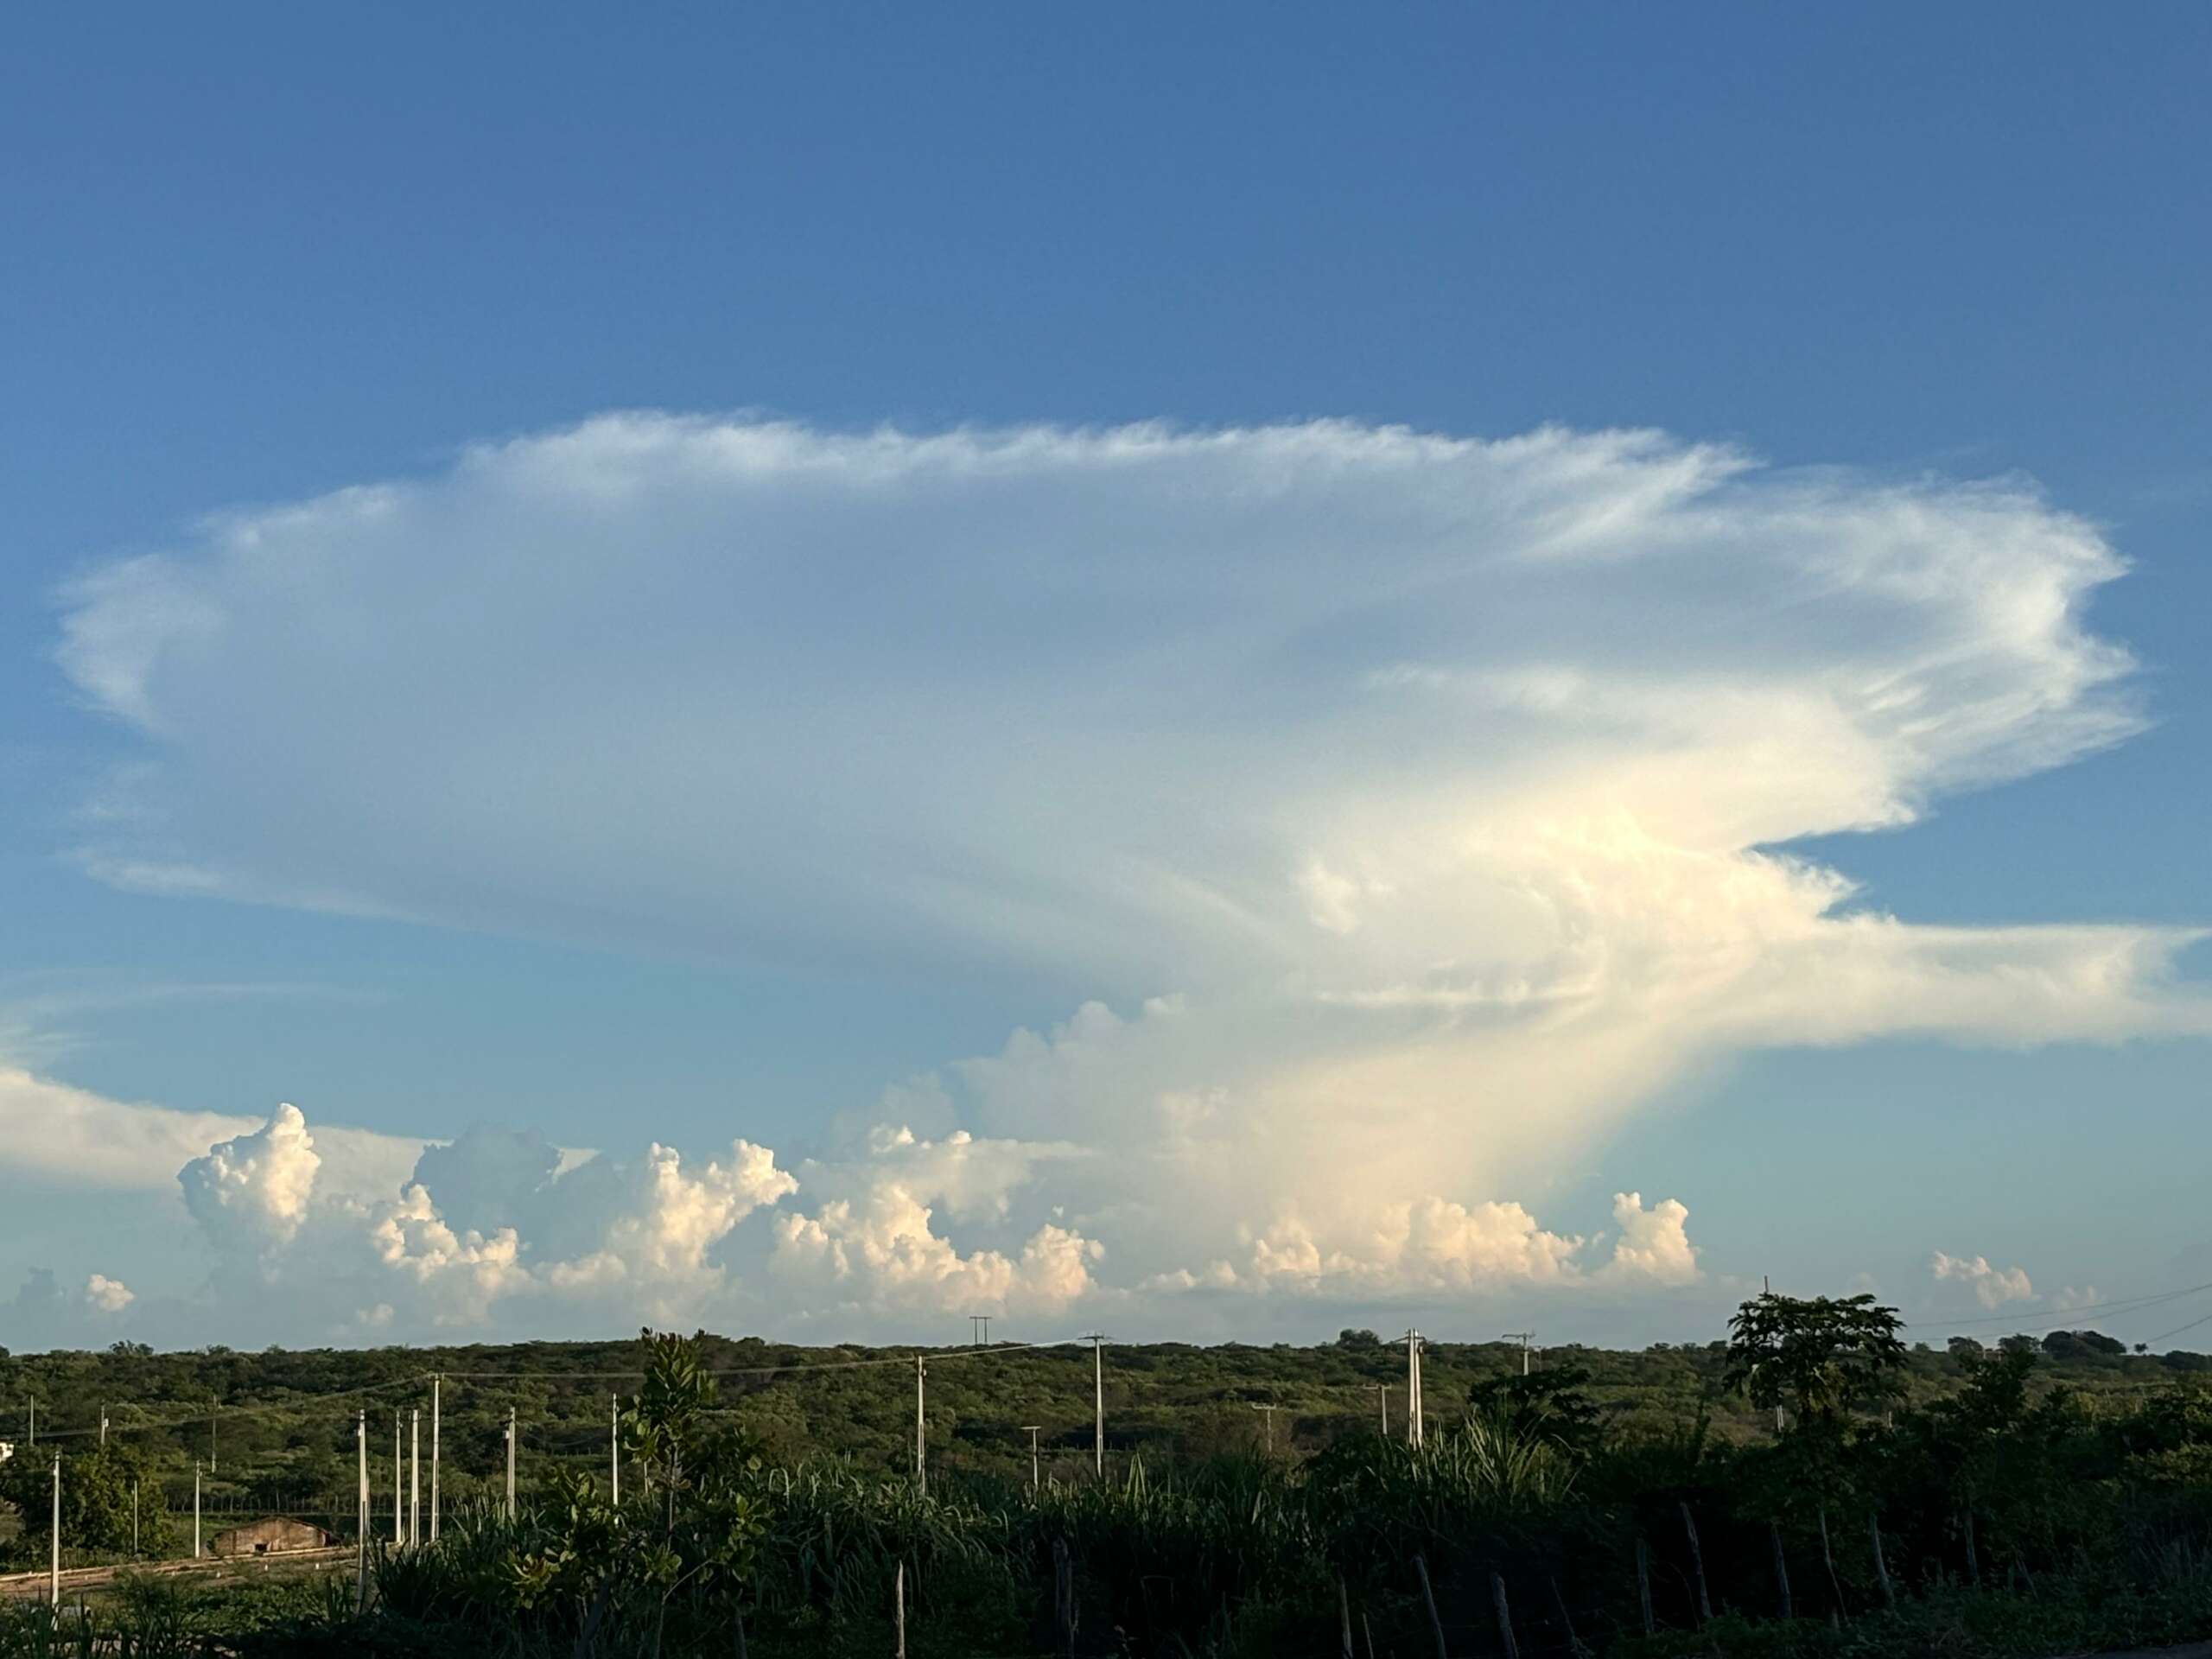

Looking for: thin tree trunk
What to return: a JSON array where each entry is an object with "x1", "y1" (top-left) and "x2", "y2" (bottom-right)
[
  {"x1": 1869, "y1": 1516, "x2": 1895, "y2": 1609},
  {"x1": 1771, "y1": 1522, "x2": 1794, "y2": 1620},
  {"x1": 1963, "y1": 1508, "x2": 1980, "y2": 1584},
  {"x1": 1339, "y1": 1580, "x2": 1356, "y2": 1659}
]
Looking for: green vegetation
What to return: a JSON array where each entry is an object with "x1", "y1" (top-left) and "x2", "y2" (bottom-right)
[{"x1": 8, "y1": 1304, "x2": 2212, "y2": 1655}]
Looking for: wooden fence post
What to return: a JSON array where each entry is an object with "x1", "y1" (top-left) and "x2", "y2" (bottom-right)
[
  {"x1": 1413, "y1": 1553, "x2": 1448, "y2": 1659},
  {"x1": 1680, "y1": 1503, "x2": 1713, "y2": 1624},
  {"x1": 1635, "y1": 1536, "x2": 1655, "y2": 1637}
]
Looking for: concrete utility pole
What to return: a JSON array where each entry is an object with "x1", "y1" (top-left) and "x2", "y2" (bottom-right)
[
  {"x1": 429, "y1": 1377, "x2": 441, "y2": 1543},
  {"x1": 1406, "y1": 1330, "x2": 1425, "y2": 1447},
  {"x1": 194, "y1": 1461, "x2": 203, "y2": 1558},
  {"x1": 1087, "y1": 1335, "x2": 1108, "y2": 1478},
  {"x1": 210, "y1": 1399, "x2": 218, "y2": 1472},
  {"x1": 913, "y1": 1356, "x2": 927, "y2": 1492},
  {"x1": 26, "y1": 1396, "x2": 33, "y2": 1447},
  {"x1": 610, "y1": 1395, "x2": 621, "y2": 1504},
  {"x1": 393, "y1": 1416, "x2": 404, "y2": 1546},
  {"x1": 1503, "y1": 1332, "x2": 1535, "y2": 1376},
  {"x1": 410, "y1": 1411, "x2": 420, "y2": 1547},
  {"x1": 131, "y1": 1480, "x2": 140, "y2": 1558},
  {"x1": 505, "y1": 1408, "x2": 517, "y2": 1520},
  {"x1": 1021, "y1": 1425, "x2": 1041, "y2": 1492},
  {"x1": 48, "y1": 1454, "x2": 60, "y2": 1608},
  {"x1": 1376, "y1": 1384, "x2": 1389, "y2": 1438},
  {"x1": 355, "y1": 1413, "x2": 368, "y2": 1592},
  {"x1": 1251, "y1": 1402, "x2": 1279, "y2": 1455}
]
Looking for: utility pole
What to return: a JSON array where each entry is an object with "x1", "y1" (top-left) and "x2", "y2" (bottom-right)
[
  {"x1": 1251, "y1": 1402, "x2": 1279, "y2": 1455},
  {"x1": 194, "y1": 1461, "x2": 203, "y2": 1559},
  {"x1": 131, "y1": 1480, "x2": 140, "y2": 1558},
  {"x1": 48, "y1": 1454, "x2": 60, "y2": 1608},
  {"x1": 99, "y1": 1405, "x2": 108, "y2": 1447},
  {"x1": 1086, "y1": 1334, "x2": 1108, "y2": 1478},
  {"x1": 1503, "y1": 1332, "x2": 1535, "y2": 1377},
  {"x1": 1376, "y1": 1384, "x2": 1389, "y2": 1438},
  {"x1": 210, "y1": 1398, "x2": 218, "y2": 1472},
  {"x1": 969, "y1": 1314, "x2": 992, "y2": 1346},
  {"x1": 610, "y1": 1395, "x2": 621, "y2": 1504},
  {"x1": 429, "y1": 1376, "x2": 440, "y2": 1543},
  {"x1": 505, "y1": 1408, "x2": 517, "y2": 1520},
  {"x1": 913, "y1": 1356, "x2": 927, "y2": 1492},
  {"x1": 355, "y1": 1413, "x2": 368, "y2": 1593},
  {"x1": 1406, "y1": 1330, "x2": 1425, "y2": 1447},
  {"x1": 1021, "y1": 1426, "x2": 1041, "y2": 1493},
  {"x1": 26, "y1": 1396, "x2": 33, "y2": 1448},
  {"x1": 410, "y1": 1410, "x2": 420, "y2": 1547}
]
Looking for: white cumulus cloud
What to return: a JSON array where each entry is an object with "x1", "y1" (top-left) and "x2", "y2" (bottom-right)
[{"x1": 1932, "y1": 1250, "x2": 2037, "y2": 1310}]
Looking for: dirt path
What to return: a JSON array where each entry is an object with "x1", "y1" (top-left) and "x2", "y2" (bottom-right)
[{"x1": 0, "y1": 1545, "x2": 353, "y2": 1601}]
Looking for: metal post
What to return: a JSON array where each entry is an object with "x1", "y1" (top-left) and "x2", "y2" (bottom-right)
[
  {"x1": 913, "y1": 1356, "x2": 927, "y2": 1491},
  {"x1": 505, "y1": 1408, "x2": 516, "y2": 1519},
  {"x1": 429, "y1": 1376, "x2": 440, "y2": 1543}
]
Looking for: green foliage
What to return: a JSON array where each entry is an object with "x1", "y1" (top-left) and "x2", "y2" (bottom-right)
[{"x1": 1726, "y1": 1293, "x2": 1908, "y2": 1425}]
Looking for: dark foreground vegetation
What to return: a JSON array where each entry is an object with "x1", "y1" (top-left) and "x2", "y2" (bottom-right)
[{"x1": 10, "y1": 1299, "x2": 2212, "y2": 1656}]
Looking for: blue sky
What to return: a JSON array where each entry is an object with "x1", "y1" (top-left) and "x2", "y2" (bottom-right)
[{"x1": 3, "y1": 3, "x2": 2209, "y2": 1350}]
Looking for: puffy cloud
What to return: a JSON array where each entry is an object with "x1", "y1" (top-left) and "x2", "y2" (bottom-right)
[
  {"x1": 1600, "y1": 1193, "x2": 1698, "y2": 1287},
  {"x1": 83, "y1": 1274, "x2": 136, "y2": 1313},
  {"x1": 1932, "y1": 1251, "x2": 2036, "y2": 1310},
  {"x1": 179, "y1": 1104, "x2": 322, "y2": 1254}
]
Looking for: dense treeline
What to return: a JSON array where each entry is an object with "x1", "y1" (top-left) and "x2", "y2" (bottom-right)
[
  {"x1": 5, "y1": 1318, "x2": 2208, "y2": 1545},
  {"x1": 12, "y1": 1301, "x2": 2212, "y2": 1655}
]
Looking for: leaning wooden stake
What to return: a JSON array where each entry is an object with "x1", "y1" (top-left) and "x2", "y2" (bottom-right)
[
  {"x1": 1770, "y1": 1521, "x2": 1793, "y2": 1620},
  {"x1": 1635, "y1": 1536, "x2": 1655, "y2": 1637},
  {"x1": 1869, "y1": 1516, "x2": 1896, "y2": 1608},
  {"x1": 1550, "y1": 1575, "x2": 1591, "y2": 1659},
  {"x1": 1818, "y1": 1506, "x2": 1844, "y2": 1613},
  {"x1": 1414, "y1": 1553, "x2": 1448, "y2": 1659},
  {"x1": 1492, "y1": 1572, "x2": 1520, "y2": 1659},
  {"x1": 1680, "y1": 1502, "x2": 1713, "y2": 1624}
]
